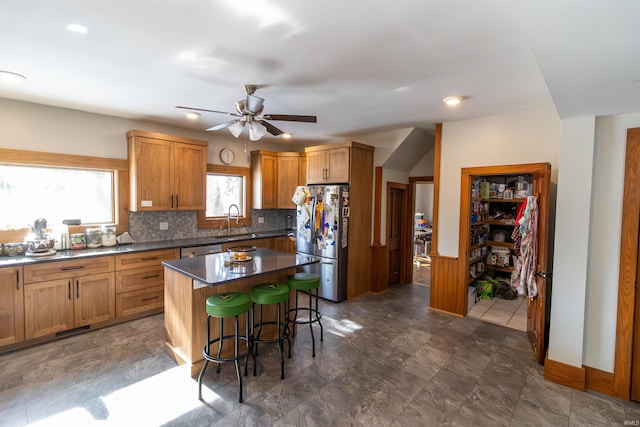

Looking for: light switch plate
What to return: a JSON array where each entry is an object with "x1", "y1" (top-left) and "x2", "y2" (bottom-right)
[
  {"x1": 159, "y1": 222, "x2": 169, "y2": 230},
  {"x1": 258, "y1": 217, "x2": 264, "y2": 224}
]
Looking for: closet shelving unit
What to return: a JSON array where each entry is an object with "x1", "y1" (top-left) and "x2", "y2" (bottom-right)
[{"x1": 468, "y1": 176, "x2": 532, "y2": 287}]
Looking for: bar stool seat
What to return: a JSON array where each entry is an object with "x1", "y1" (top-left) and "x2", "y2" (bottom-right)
[
  {"x1": 287, "y1": 273, "x2": 323, "y2": 357},
  {"x1": 198, "y1": 291, "x2": 255, "y2": 403},
  {"x1": 250, "y1": 283, "x2": 290, "y2": 379}
]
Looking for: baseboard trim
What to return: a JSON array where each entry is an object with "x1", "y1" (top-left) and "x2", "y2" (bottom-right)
[
  {"x1": 427, "y1": 306, "x2": 464, "y2": 318},
  {"x1": 585, "y1": 365, "x2": 616, "y2": 397},
  {"x1": 544, "y1": 356, "x2": 586, "y2": 391}
]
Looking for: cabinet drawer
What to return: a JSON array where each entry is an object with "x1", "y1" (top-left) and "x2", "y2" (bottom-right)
[
  {"x1": 116, "y1": 266, "x2": 164, "y2": 293},
  {"x1": 23, "y1": 256, "x2": 114, "y2": 284},
  {"x1": 115, "y1": 248, "x2": 178, "y2": 270},
  {"x1": 116, "y1": 286, "x2": 164, "y2": 318}
]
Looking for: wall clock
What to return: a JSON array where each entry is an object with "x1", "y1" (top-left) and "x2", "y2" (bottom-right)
[{"x1": 220, "y1": 147, "x2": 235, "y2": 165}]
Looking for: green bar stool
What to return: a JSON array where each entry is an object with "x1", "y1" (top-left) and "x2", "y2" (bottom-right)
[
  {"x1": 287, "y1": 273, "x2": 323, "y2": 357},
  {"x1": 198, "y1": 291, "x2": 255, "y2": 403},
  {"x1": 250, "y1": 282, "x2": 291, "y2": 379}
]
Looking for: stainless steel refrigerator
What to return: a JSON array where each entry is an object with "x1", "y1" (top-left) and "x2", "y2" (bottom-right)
[{"x1": 295, "y1": 184, "x2": 349, "y2": 302}]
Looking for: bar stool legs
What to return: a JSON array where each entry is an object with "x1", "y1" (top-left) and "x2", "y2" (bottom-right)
[
  {"x1": 250, "y1": 283, "x2": 291, "y2": 380},
  {"x1": 287, "y1": 273, "x2": 323, "y2": 358},
  {"x1": 198, "y1": 292, "x2": 254, "y2": 403}
]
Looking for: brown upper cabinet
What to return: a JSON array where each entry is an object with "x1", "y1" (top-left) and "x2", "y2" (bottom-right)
[
  {"x1": 127, "y1": 130, "x2": 208, "y2": 211},
  {"x1": 306, "y1": 145, "x2": 350, "y2": 183},
  {"x1": 251, "y1": 150, "x2": 303, "y2": 209}
]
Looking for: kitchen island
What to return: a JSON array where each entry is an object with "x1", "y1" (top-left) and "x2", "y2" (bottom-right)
[{"x1": 162, "y1": 248, "x2": 318, "y2": 376}]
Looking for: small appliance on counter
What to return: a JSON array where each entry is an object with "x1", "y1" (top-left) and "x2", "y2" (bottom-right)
[
  {"x1": 24, "y1": 218, "x2": 56, "y2": 257},
  {"x1": 116, "y1": 232, "x2": 134, "y2": 244}
]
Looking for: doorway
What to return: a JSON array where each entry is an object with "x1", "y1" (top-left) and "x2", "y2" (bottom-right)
[
  {"x1": 410, "y1": 177, "x2": 434, "y2": 286},
  {"x1": 387, "y1": 182, "x2": 409, "y2": 286}
]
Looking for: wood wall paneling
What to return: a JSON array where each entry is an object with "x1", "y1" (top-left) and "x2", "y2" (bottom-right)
[{"x1": 429, "y1": 255, "x2": 464, "y2": 315}]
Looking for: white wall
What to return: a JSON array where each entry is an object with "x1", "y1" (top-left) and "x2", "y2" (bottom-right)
[
  {"x1": 582, "y1": 112, "x2": 640, "y2": 372},
  {"x1": 410, "y1": 146, "x2": 435, "y2": 177},
  {"x1": 415, "y1": 183, "x2": 434, "y2": 226},
  {"x1": 547, "y1": 116, "x2": 596, "y2": 368},
  {"x1": 438, "y1": 106, "x2": 561, "y2": 257},
  {"x1": 0, "y1": 99, "x2": 295, "y2": 165}
]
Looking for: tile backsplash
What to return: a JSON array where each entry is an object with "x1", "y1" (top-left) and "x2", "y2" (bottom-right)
[{"x1": 128, "y1": 209, "x2": 296, "y2": 242}]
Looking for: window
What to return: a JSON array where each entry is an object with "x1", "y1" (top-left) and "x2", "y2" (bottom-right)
[
  {"x1": 199, "y1": 165, "x2": 251, "y2": 229},
  {"x1": 206, "y1": 174, "x2": 245, "y2": 217},
  {"x1": 0, "y1": 164, "x2": 115, "y2": 228}
]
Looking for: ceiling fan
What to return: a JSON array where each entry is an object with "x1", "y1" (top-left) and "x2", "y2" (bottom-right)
[{"x1": 176, "y1": 84, "x2": 317, "y2": 141}]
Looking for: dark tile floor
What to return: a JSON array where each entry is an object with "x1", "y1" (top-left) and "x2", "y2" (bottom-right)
[{"x1": 2, "y1": 283, "x2": 640, "y2": 426}]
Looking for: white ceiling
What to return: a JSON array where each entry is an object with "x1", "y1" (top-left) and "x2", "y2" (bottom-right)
[{"x1": 1, "y1": 0, "x2": 639, "y2": 145}]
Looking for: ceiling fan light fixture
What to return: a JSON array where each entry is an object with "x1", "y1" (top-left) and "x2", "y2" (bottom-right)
[
  {"x1": 443, "y1": 96, "x2": 463, "y2": 106},
  {"x1": 184, "y1": 111, "x2": 201, "y2": 120},
  {"x1": 0, "y1": 70, "x2": 27, "y2": 84},
  {"x1": 249, "y1": 121, "x2": 267, "y2": 141},
  {"x1": 228, "y1": 120, "x2": 245, "y2": 138}
]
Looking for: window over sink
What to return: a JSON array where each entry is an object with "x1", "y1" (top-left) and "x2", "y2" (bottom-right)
[{"x1": 198, "y1": 164, "x2": 251, "y2": 230}]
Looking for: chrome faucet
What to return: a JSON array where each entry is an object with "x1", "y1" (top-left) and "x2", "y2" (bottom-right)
[{"x1": 227, "y1": 204, "x2": 240, "y2": 235}]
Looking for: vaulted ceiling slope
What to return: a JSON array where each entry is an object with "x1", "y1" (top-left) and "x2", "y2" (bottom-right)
[{"x1": 0, "y1": 1, "x2": 638, "y2": 143}]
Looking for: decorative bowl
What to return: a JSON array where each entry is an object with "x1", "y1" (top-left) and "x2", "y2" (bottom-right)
[{"x1": 227, "y1": 245, "x2": 257, "y2": 262}]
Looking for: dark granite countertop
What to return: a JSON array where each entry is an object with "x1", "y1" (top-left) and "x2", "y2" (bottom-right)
[
  {"x1": 162, "y1": 248, "x2": 317, "y2": 286},
  {"x1": 0, "y1": 230, "x2": 295, "y2": 267}
]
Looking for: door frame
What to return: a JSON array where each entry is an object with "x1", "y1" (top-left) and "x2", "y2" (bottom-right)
[
  {"x1": 614, "y1": 127, "x2": 640, "y2": 400},
  {"x1": 386, "y1": 182, "x2": 411, "y2": 285},
  {"x1": 459, "y1": 163, "x2": 551, "y2": 363}
]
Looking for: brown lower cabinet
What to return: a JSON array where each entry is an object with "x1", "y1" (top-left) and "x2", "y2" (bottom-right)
[
  {"x1": 2, "y1": 238, "x2": 286, "y2": 352},
  {"x1": 0, "y1": 266, "x2": 24, "y2": 346},
  {"x1": 115, "y1": 248, "x2": 179, "y2": 318},
  {"x1": 23, "y1": 257, "x2": 115, "y2": 339}
]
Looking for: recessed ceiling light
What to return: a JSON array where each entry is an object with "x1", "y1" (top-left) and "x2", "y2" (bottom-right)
[
  {"x1": 67, "y1": 23, "x2": 88, "y2": 34},
  {"x1": 282, "y1": 133, "x2": 292, "y2": 139},
  {"x1": 184, "y1": 111, "x2": 201, "y2": 120},
  {"x1": 443, "y1": 96, "x2": 463, "y2": 106},
  {"x1": 0, "y1": 70, "x2": 27, "y2": 84}
]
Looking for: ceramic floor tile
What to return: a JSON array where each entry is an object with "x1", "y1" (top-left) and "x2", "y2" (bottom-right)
[{"x1": 1, "y1": 283, "x2": 638, "y2": 426}]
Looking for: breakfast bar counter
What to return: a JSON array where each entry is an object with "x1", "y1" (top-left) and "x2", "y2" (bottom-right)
[{"x1": 162, "y1": 248, "x2": 318, "y2": 376}]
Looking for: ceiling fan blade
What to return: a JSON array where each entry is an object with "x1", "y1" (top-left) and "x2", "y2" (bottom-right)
[
  {"x1": 246, "y1": 94, "x2": 264, "y2": 114},
  {"x1": 258, "y1": 120, "x2": 284, "y2": 136},
  {"x1": 262, "y1": 114, "x2": 317, "y2": 123},
  {"x1": 175, "y1": 106, "x2": 241, "y2": 117},
  {"x1": 206, "y1": 119, "x2": 239, "y2": 131}
]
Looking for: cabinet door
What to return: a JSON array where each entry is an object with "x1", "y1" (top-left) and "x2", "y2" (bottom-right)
[
  {"x1": 24, "y1": 279, "x2": 74, "y2": 339},
  {"x1": 298, "y1": 154, "x2": 307, "y2": 186},
  {"x1": 277, "y1": 155, "x2": 299, "y2": 208},
  {"x1": 74, "y1": 272, "x2": 115, "y2": 327},
  {"x1": 306, "y1": 150, "x2": 327, "y2": 184},
  {"x1": 133, "y1": 137, "x2": 174, "y2": 211},
  {"x1": 174, "y1": 142, "x2": 207, "y2": 210},
  {"x1": 326, "y1": 147, "x2": 350, "y2": 183},
  {"x1": 273, "y1": 236, "x2": 296, "y2": 254},
  {"x1": 261, "y1": 154, "x2": 278, "y2": 209},
  {"x1": 0, "y1": 267, "x2": 24, "y2": 346}
]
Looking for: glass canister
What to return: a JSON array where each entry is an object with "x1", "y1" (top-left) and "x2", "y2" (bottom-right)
[
  {"x1": 101, "y1": 225, "x2": 117, "y2": 247},
  {"x1": 86, "y1": 228, "x2": 102, "y2": 248},
  {"x1": 70, "y1": 233, "x2": 86, "y2": 250}
]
